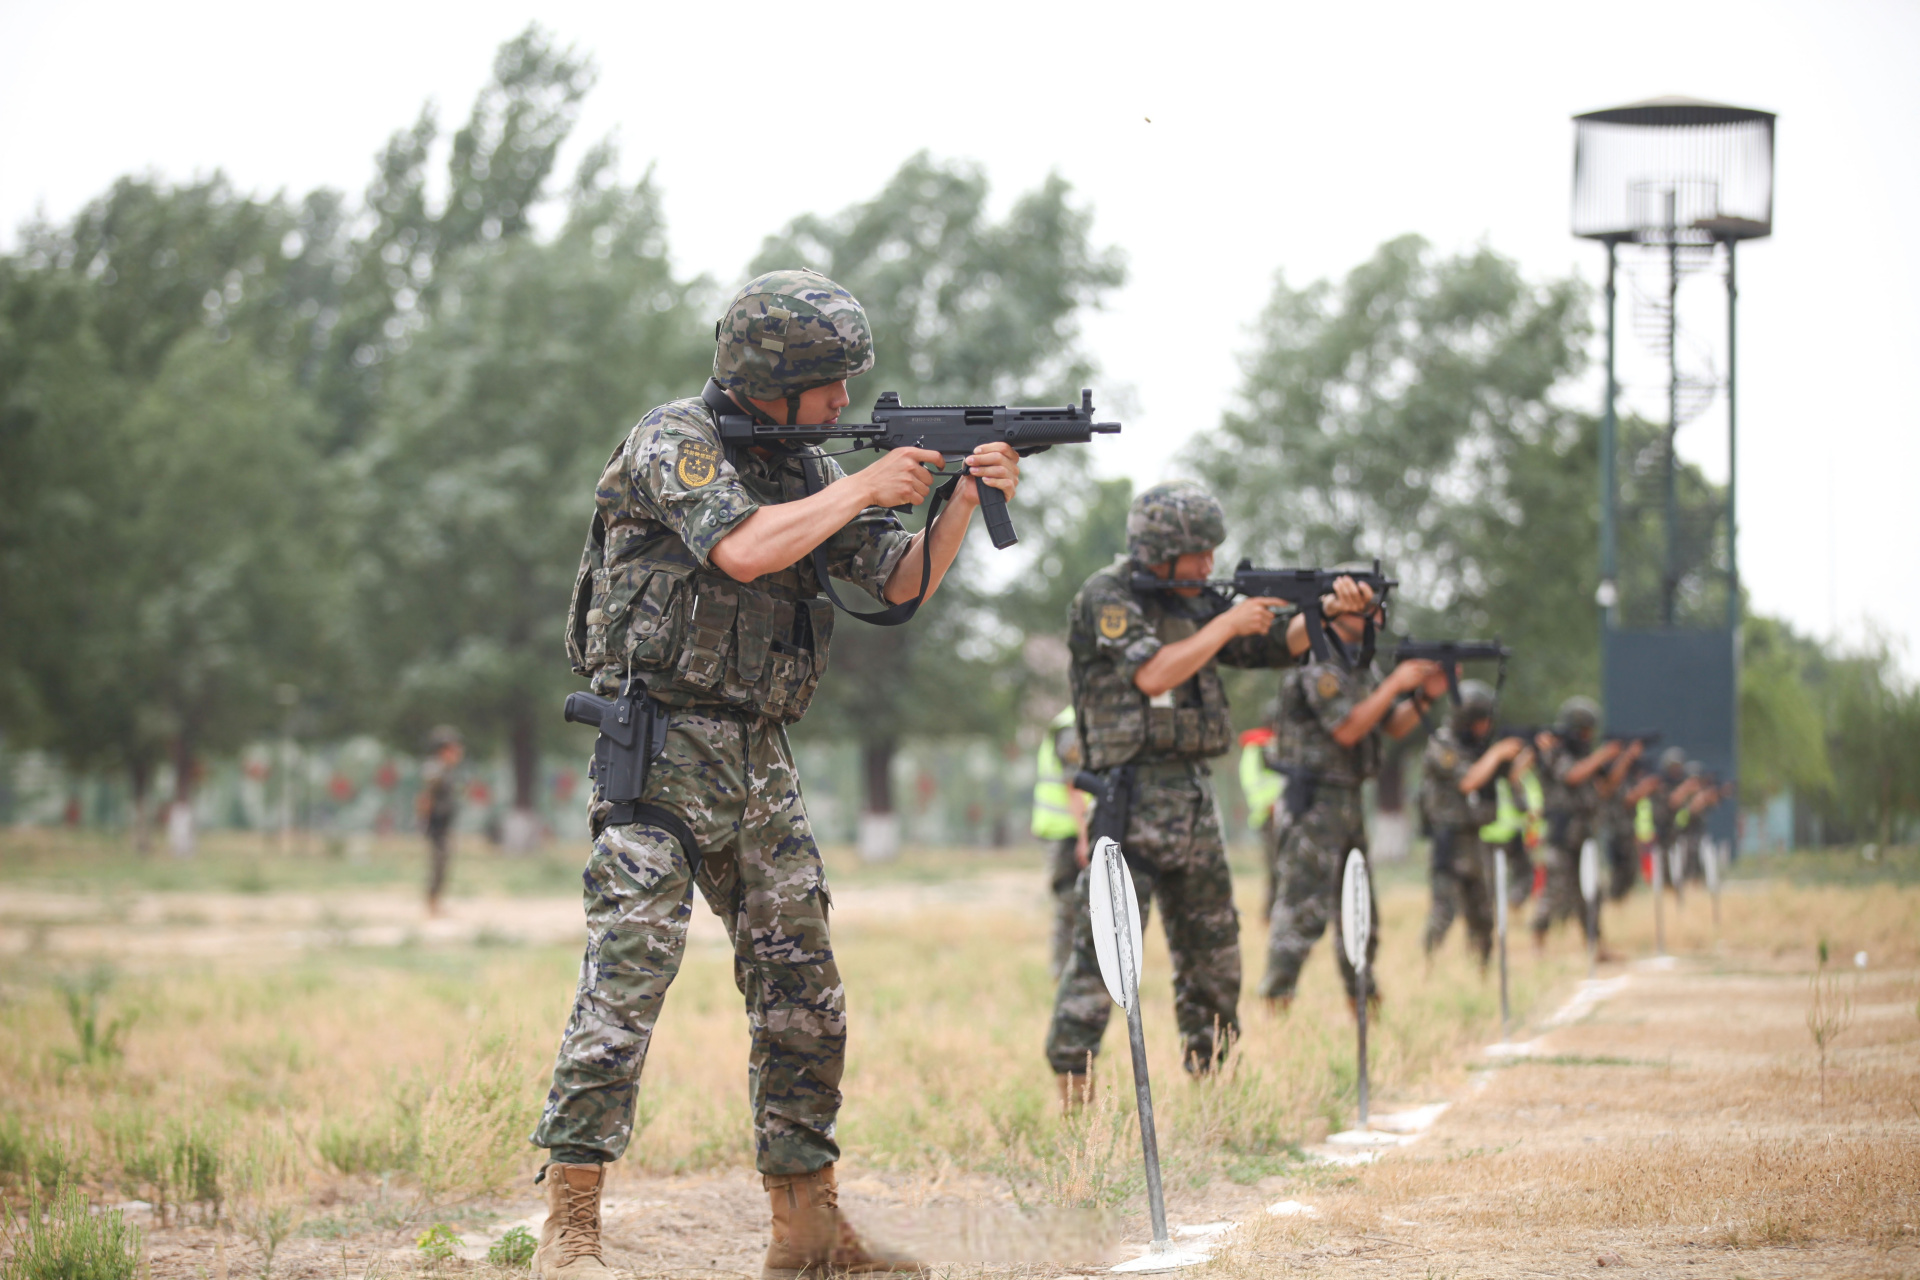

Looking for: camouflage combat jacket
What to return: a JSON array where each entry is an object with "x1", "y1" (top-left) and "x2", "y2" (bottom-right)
[
  {"x1": 1539, "y1": 738, "x2": 1601, "y2": 819},
  {"x1": 565, "y1": 386, "x2": 912, "y2": 724},
  {"x1": 1068, "y1": 558, "x2": 1292, "y2": 771},
  {"x1": 1264, "y1": 659, "x2": 1382, "y2": 788},
  {"x1": 1419, "y1": 725, "x2": 1495, "y2": 831}
]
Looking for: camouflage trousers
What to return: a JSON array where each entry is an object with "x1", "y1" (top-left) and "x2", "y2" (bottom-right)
[
  {"x1": 1045, "y1": 764, "x2": 1240, "y2": 1076},
  {"x1": 1047, "y1": 836, "x2": 1081, "y2": 980},
  {"x1": 1531, "y1": 814, "x2": 1598, "y2": 942},
  {"x1": 1259, "y1": 784, "x2": 1380, "y2": 1003},
  {"x1": 531, "y1": 708, "x2": 843, "y2": 1176},
  {"x1": 1423, "y1": 826, "x2": 1493, "y2": 966}
]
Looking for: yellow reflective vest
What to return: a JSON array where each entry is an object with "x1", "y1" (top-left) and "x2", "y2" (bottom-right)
[
  {"x1": 1031, "y1": 707, "x2": 1082, "y2": 840},
  {"x1": 1480, "y1": 771, "x2": 1547, "y2": 846},
  {"x1": 1238, "y1": 727, "x2": 1284, "y2": 832},
  {"x1": 1635, "y1": 796, "x2": 1654, "y2": 841}
]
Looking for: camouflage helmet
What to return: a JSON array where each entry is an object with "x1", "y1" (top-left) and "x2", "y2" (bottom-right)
[
  {"x1": 1127, "y1": 481, "x2": 1225, "y2": 566},
  {"x1": 1659, "y1": 745, "x2": 1687, "y2": 773},
  {"x1": 1555, "y1": 695, "x2": 1600, "y2": 739},
  {"x1": 1685, "y1": 759, "x2": 1705, "y2": 778},
  {"x1": 1452, "y1": 679, "x2": 1497, "y2": 731},
  {"x1": 713, "y1": 269, "x2": 875, "y2": 410},
  {"x1": 427, "y1": 724, "x2": 463, "y2": 751}
]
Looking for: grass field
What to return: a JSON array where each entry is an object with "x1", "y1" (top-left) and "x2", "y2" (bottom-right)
[{"x1": 2, "y1": 830, "x2": 1917, "y2": 1278}]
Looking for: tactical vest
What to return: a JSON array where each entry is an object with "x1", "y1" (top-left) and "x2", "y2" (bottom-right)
[
  {"x1": 1071, "y1": 574, "x2": 1234, "y2": 772},
  {"x1": 564, "y1": 445, "x2": 835, "y2": 726},
  {"x1": 1267, "y1": 663, "x2": 1381, "y2": 787}
]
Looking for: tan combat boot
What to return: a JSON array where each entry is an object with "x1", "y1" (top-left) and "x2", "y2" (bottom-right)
[
  {"x1": 533, "y1": 1164, "x2": 618, "y2": 1280},
  {"x1": 1055, "y1": 1071, "x2": 1095, "y2": 1116},
  {"x1": 763, "y1": 1164, "x2": 920, "y2": 1278}
]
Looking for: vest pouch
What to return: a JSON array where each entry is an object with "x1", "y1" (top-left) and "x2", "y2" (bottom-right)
[
  {"x1": 730, "y1": 589, "x2": 774, "y2": 690},
  {"x1": 1173, "y1": 707, "x2": 1204, "y2": 754},
  {"x1": 1197, "y1": 670, "x2": 1233, "y2": 757},
  {"x1": 1145, "y1": 702, "x2": 1177, "y2": 753},
  {"x1": 580, "y1": 563, "x2": 614, "y2": 670},
  {"x1": 1078, "y1": 667, "x2": 1147, "y2": 771},
  {"x1": 674, "y1": 584, "x2": 738, "y2": 690},
  {"x1": 622, "y1": 568, "x2": 685, "y2": 670},
  {"x1": 758, "y1": 645, "x2": 810, "y2": 725},
  {"x1": 588, "y1": 564, "x2": 654, "y2": 670}
]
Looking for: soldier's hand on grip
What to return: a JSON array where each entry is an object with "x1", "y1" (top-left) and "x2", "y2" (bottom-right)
[
  {"x1": 1220, "y1": 596, "x2": 1287, "y2": 638},
  {"x1": 858, "y1": 447, "x2": 945, "y2": 509}
]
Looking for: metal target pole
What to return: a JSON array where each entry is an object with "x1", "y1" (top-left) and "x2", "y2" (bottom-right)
[
  {"x1": 1342, "y1": 850, "x2": 1373, "y2": 1128},
  {"x1": 1495, "y1": 846, "x2": 1510, "y2": 1039},
  {"x1": 1089, "y1": 837, "x2": 1210, "y2": 1271}
]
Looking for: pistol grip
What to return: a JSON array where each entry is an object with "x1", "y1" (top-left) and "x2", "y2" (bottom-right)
[{"x1": 977, "y1": 479, "x2": 1017, "y2": 549}]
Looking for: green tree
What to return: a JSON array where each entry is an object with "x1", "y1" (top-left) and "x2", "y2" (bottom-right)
[
  {"x1": 1196, "y1": 236, "x2": 1596, "y2": 722},
  {"x1": 1739, "y1": 615, "x2": 1832, "y2": 806},
  {"x1": 749, "y1": 153, "x2": 1124, "y2": 854},
  {"x1": 1817, "y1": 638, "x2": 1920, "y2": 846},
  {"x1": 0, "y1": 174, "x2": 343, "y2": 844},
  {"x1": 346, "y1": 158, "x2": 709, "y2": 845}
]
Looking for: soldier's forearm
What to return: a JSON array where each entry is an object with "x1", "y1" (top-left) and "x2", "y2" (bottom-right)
[
  {"x1": 880, "y1": 493, "x2": 972, "y2": 603},
  {"x1": 710, "y1": 476, "x2": 877, "y2": 582}
]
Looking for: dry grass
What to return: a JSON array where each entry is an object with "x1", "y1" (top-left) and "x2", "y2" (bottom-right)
[{"x1": 2, "y1": 831, "x2": 1918, "y2": 1277}]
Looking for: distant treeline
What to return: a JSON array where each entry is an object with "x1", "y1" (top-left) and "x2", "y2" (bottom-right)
[{"x1": 1, "y1": 27, "x2": 1912, "y2": 848}]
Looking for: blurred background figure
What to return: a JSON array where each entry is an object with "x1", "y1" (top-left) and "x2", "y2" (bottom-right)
[
  {"x1": 1030, "y1": 706, "x2": 1090, "y2": 979},
  {"x1": 417, "y1": 726, "x2": 464, "y2": 916}
]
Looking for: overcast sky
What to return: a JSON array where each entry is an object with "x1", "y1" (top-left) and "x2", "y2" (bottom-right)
[{"x1": 4, "y1": 0, "x2": 1915, "y2": 664}]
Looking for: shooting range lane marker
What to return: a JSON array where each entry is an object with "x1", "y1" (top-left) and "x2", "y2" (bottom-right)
[{"x1": 1266, "y1": 1200, "x2": 1320, "y2": 1218}]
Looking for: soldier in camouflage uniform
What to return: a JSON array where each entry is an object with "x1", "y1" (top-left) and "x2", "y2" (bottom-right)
[
  {"x1": 1530, "y1": 697, "x2": 1622, "y2": 953},
  {"x1": 1259, "y1": 579, "x2": 1449, "y2": 1011},
  {"x1": 1419, "y1": 680, "x2": 1526, "y2": 968},
  {"x1": 1046, "y1": 483, "x2": 1293, "y2": 1105},
  {"x1": 530, "y1": 270, "x2": 1021, "y2": 1280}
]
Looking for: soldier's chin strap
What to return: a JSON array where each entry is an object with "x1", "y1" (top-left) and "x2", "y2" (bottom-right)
[{"x1": 701, "y1": 380, "x2": 948, "y2": 627}]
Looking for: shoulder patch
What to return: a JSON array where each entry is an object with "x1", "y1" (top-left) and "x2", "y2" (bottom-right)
[
  {"x1": 1439, "y1": 748, "x2": 1458, "y2": 770},
  {"x1": 1097, "y1": 603, "x2": 1130, "y2": 640},
  {"x1": 675, "y1": 439, "x2": 721, "y2": 488},
  {"x1": 1316, "y1": 671, "x2": 1343, "y2": 700}
]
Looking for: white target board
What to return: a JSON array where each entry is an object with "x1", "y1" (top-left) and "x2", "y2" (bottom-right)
[
  {"x1": 1341, "y1": 849, "x2": 1372, "y2": 973},
  {"x1": 1089, "y1": 836, "x2": 1145, "y2": 1012},
  {"x1": 1579, "y1": 838, "x2": 1602, "y2": 904}
]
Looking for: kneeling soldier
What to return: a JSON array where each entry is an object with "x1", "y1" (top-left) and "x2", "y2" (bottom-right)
[
  {"x1": 531, "y1": 270, "x2": 1020, "y2": 1279},
  {"x1": 1046, "y1": 482, "x2": 1293, "y2": 1106}
]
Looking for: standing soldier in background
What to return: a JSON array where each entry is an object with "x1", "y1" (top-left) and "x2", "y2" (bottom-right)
[
  {"x1": 1259, "y1": 578, "x2": 1450, "y2": 1014},
  {"x1": 1608, "y1": 746, "x2": 1664, "y2": 900},
  {"x1": 1647, "y1": 747, "x2": 1695, "y2": 890},
  {"x1": 1420, "y1": 681, "x2": 1526, "y2": 968},
  {"x1": 1531, "y1": 698, "x2": 1622, "y2": 955},
  {"x1": 1596, "y1": 739, "x2": 1647, "y2": 902},
  {"x1": 1047, "y1": 482, "x2": 1294, "y2": 1108},
  {"x1": 417, "y1": 726, "x2": 463, "y2": 918},
  {"x1": 530, "y1": 270, "x2": 1021, "y2": 1280},
  {"x1": 1032, "y1": 706, "x2": 1090, "y2": 978},
  {"x1": 1477, "y1": 735, "x2": 1541, "y2": 910}
]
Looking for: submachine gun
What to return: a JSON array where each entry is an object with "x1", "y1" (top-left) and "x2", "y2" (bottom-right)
[
  {"x1": 707, "y1": 385, "x2": 1121, "y2": 626},
  {"x1": 708, "y1": 385, "x2": 1121, "y2": 552},
  {"x1": 1388, "y1": 639, "x2": 1511, "y2": 704},
  {"x1": 1128, "y1": 560, "x2": 1399, "y2": 665}
]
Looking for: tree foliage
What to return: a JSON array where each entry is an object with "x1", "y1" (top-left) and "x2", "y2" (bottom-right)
[{"x1": 749, "y1": 154, "x2": 1125, "y2": 815}]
